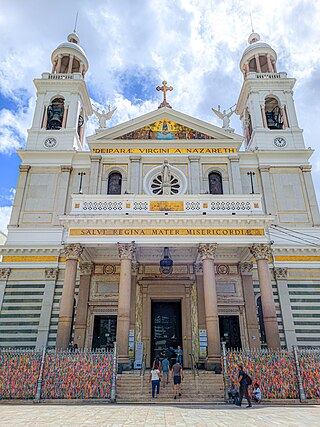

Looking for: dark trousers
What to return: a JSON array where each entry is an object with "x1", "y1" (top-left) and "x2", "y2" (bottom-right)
[
  {"x1": 239, "y1": 384, "x2": 251, "y2": 406},
  {"x1": 152, "y1": 380, "x2": 160, "y2": 398}
]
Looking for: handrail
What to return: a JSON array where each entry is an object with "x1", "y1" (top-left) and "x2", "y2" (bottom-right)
[{"x1": 140, "y1": 353, "x2": 147, "y2": 377}]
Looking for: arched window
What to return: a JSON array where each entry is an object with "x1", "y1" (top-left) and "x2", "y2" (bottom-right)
[
  {"x1": 107, "y1": 172, "x2": 122, "y2": 195},
  {"x1": 265, "y1": 97, "x2": 283, "y2": 130},
  {"x1": 257, "y1": 296, "x2": 266, "y2": 344},
  {"x1": 208, "y1": 172, "x2": 223, "y2": 195},
  {"x1": 47, "y1": 97, "x2": 64, "y2": 130}
]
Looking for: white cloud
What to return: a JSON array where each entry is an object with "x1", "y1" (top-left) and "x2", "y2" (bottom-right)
[{"x1": 0, "y1": 206, "x2": 12, "y2": 234}]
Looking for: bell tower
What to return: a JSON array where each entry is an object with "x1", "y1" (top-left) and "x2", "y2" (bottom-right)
[
  {"x1": 26, "y1": 32, "x2": 92, "y2": 151},
  {"x1": 236, "y1": 32, "x2": 304, "y2": 151}
]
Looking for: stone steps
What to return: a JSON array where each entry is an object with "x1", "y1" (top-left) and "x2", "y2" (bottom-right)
[{"x1": 116, "y1": 370, "x2": 225, "y2": 403}]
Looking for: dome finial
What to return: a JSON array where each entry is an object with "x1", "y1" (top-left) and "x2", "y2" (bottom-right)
[
  {"x1": 250, "y1": 12, "x2": 254, "y2": 33},
  {"x1": 73, "y1": 11, "x2": 79, "y2": 33}
]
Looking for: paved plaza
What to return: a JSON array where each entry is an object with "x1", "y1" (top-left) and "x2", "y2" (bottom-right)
[{"x1": 0, "y1": 404, "x2": 319, "y2": 427}]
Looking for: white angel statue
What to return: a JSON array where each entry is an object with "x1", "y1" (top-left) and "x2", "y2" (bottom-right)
[
  {"x1": 93, "y1": 105, "x2": 117, "y2": 128},
  {"x1": 212, "y1": 104, "x2": 236, "y2": 129}
]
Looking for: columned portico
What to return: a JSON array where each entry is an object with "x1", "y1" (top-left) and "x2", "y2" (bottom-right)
[
  {"x1": 56, "y1": 243, "x2": 83, "y2": 350},
  {"x1": 116, "y1": 242, "x2": 136, "y2": 369},
  {"x1": 198, "y1": 243, "x2": 221, "y2": 372},
  {"x1": 250, "y1": 244, "x2": 281, "y2": 349}
]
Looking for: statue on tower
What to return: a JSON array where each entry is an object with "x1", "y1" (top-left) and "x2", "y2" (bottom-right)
[
  {"x1": 93, "y1": 105, "x2": 117, "y2": 129},
  {"x1": 212, "y1": 104, "x2": 236, "y2": 131}
]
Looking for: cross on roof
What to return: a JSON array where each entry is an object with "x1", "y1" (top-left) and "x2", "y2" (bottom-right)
[{"x1": 156, "y1": 80, "x2": 173, "y2": 109}]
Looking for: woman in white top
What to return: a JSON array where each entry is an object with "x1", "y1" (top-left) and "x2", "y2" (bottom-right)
[{"x1": 149, "y1": 368, "x2": 161, "y2": 399}]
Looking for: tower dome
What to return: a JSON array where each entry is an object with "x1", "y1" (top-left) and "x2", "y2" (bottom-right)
[
  {"x1": 240, "y1": 32, "x2": 277, "y2": 79},
  {"x1": 51, "y1": 32, "x2": 89, "y2": 77}
]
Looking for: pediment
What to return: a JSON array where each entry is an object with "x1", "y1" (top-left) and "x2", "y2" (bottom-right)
[{"x1": 88, "y1": 107, "x2": 243, "y2": 143}]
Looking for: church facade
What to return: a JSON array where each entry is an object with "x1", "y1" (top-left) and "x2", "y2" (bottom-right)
[{"x1": 0, "y1": 31, "x2": 320, "y2": 370}]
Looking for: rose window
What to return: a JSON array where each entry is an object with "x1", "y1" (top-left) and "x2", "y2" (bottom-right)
[{"x1": 150, "y1": 173, "x2": 181, "y2": 195}]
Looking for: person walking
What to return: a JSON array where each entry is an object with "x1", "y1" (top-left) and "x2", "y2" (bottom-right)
[
  {"x1": 161, "y1": 356, "x2": 171, "y2": 387},
  {"x1": 149, "y1": 366, "x2": 161, "y2": 400},
  {"x1": 172, "y1": 360, "x2": 184, "y2": 399},
  {"x1": 175, "y1": 345, "x2": 183, "y2": 365},
  {"x1": 236, "y1": 364, "x2": 252, "y2": 408}
]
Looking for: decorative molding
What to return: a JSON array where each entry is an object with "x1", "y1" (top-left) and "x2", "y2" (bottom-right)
[
  {"x1": 240, "y1": 262, "x2": 253, "y2": 274},
  {"x1": 64, "y1": 243, "x2": 83, "y2": 260},
  {"x1": 250, "y1": 244, "x2": 272, "y2": 261},
  {"x1": 80, "y1": 262, "x2": 94, "y2": 275},
  {"x1": 300, "y1": 165, "x2": 312, "y2": 173},
  {"x1": 61, "y1": 165, "x2": 73, "y2": 173},
  {"x1": 259, "y1": 166, "x2": 271, "y2": 173},
  {"x1": 45, "y1": 268, "x2": 58, "y2": 280},
  {"x1": 216, "y1": 264, "x2": 230, "y2": 275},
  {"x1": 117, "y1": 242, "x2": 136, "y2": 260},
  {"x1": 193, "y1": 262, "x2": 203, "y2": 274},
  {"x1": 131, "y1": 263, "x2": 139, "y2": 274},
  {"x1": 0, "y1": 268, "x2": 11, "y2": 280},
  {"x1": 198, "y1": 243, "x2": 218, "y2": 260},
  {"x1": 19, "y1": 165, "x2": 31, "y2": 173},
  {"x1": 274, "y1": 267, "x2": 288, "y2": 280}
]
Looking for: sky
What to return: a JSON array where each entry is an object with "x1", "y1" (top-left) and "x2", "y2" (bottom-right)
[{"x1": 1, "y1": 0, "x2": 320, "y2": 233}]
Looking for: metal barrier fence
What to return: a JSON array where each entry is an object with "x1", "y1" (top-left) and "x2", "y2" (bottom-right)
[
  {"x1": 222, "y1": 346, "x2": 320, "y2": 401},
  {"x1": 0, "y1": 346, "x2": 117, "y2": 400}
]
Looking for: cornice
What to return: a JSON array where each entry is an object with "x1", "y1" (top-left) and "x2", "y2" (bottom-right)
[{"x1": 60, "y1": 214, "x2": 275, "y2": 229}]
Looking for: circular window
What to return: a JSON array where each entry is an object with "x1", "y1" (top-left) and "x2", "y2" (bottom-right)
[
  {"x1": 150, "y1": 173, "x2": 181, "y2": 195},
  {"x1": 144, "y1": 163, "x2": 187, "y2": 195}
]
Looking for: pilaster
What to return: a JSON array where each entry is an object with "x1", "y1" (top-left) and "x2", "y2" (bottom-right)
[
  {"x1": 274, "y1": 267, "x2": 297, "y2": 349},
  {"x1": 52, "y1": 165, "x2": 72, "y2": 225},
  {"x1": 0, "y1": 269, "x2": 11, "y2": 311},
  {"x1": 9, "y1": 165, "x2": 31, "y2": 227},
  {"x1": 259, "y1": 166, "x2": 276, "y2": 216},
  {"x1": 36, "y1": 268, "x2": 58, "y2": 349},
  {"x1": 129, "y1": 156, "x2": 141, "y2": 194},
  {"x1": 300, "y1": 166, "x2": 320, "y2": 226},
  {"x1": 89, "y1": 155, "x2": 102, "y2": 194},
  {"x1": 188, "y1": 156, "x2": 201, "y2": 194},
  {"x1": 229, "y1": 157, "x2": 243, "y2": 194}
]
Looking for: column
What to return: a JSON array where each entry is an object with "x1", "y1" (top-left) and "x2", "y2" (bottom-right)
[
  {"x1": 198, "y1": 243, "x2": 221, "y2": 372},
  {"x1": 274, "y1": 267, "x2": 297, "y2": 349},
  {"x1": 184, "y1": 283, "x2": 192, "y2": 367},
  {"x1": 116, "y1": 242, "x2": 136, "y2": 369},
  {"x1": 284, "y1": 90, "x2": 299, "y2": 128},
  {"x1": 194, "y1": 263, "x2": 206, "y2": 328},
  {"x1": 260, "y1": 105, "x2": 267, "y2": 128},
  {"x1": 240, "y1": 263, "x2": 260, "y2": 349},
  {"x1": 255, "y1": 55, "x2": 261, "y2": 72},
  {"x1": 51, "y1": 61, "x2": 57, "y2": 74},
  {"x1": 266, "y1": 54, "x2": 273, "y2": 73},
  {"x1": 259, "y1": 166, "x2": 277, "y2": 215},
  {"x1": 56, "y1": 244, "x2": 83, "y2": 350},
  {"x1": 129, "y1": 156, "x2": 141, "y2": 194},
  {"x1": 130, "y1": 263, "x2": 139, "y2": 330},
  {"x1": 88, "y1": 155, "x2": 102, "y2": 194},
  {"x1": 281, "y1": 105, "x2": 289, "y2": 128},
  {"x1": 62, "y1": 106, "x2": 68, "y2": 128},
  {"x1": 52, "y1": 166, "x2": 72, "y2": 225},
  {"x1": 67, "y1": 55, "x2": 74, "y2": 74},
  {"x1": 9, "y1": 165, "x2": 30, "y2": 226},
  {"x1": 272, "y1": 61, "x2": 277, "y2": 73},
  {"x1": 74, "y1": 262, "x2": 94, "y2": 349},
  {"x1": 250, "y1": 244, "x2": 280, "y2": 349},
  {"x1": 42, "y1": 105, "x2": 48, "y2": 128},
  {"x1": 56, "y1": 54, "x2": 62, "y2": 73},
  {"x1": 300, "y1": 166, "x2": 320, "y2": 225},
  {"x1": 79, "y1": 62, "x2": 84, "y2": 75},
  {"x1": 229, "y1": 157, "x2": 243, "y2": 194},
  {"x1": 0, "y1": 269, "x2": 11, "y2": 310},
  {"x1": 188, "y1": 156, "x2": 201, "y2": 194},
  {"x1": 36, "y1": 268, "x2": 58, "y2": 349}
]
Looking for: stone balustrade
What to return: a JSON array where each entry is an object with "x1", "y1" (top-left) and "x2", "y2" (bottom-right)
[{"x1": 70, "y1": 194, "x2": 264, "y2": 215}]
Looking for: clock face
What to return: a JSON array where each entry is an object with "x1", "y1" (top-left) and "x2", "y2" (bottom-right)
[
  {"x1": 44, "y1": 137, "x2": 57, "y2": 149},
  {"x1": 273, "y1": 137, "x2": 287, "y2": 148}
]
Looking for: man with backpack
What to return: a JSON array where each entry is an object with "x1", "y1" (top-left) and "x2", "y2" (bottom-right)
[{"x1": 236, "y1": 364, "x2": 252, "y2": 408}]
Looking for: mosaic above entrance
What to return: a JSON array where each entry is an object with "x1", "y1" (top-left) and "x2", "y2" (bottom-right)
[{"x1": 116, "y1": 119, "x2": 213, "y2": 140}]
